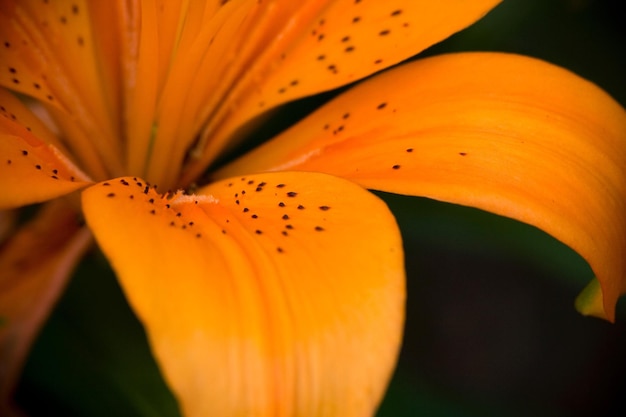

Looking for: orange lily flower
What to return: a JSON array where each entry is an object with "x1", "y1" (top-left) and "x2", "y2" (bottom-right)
[{"x1": 1, "y1": 1, "x2": 625, "y2": 416}]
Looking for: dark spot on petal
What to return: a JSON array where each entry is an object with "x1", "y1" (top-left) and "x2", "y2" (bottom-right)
[
  {"x1": 107, "y1": 193, "x2": 115, "y2": 197},
  {"x1": 35, "y1": 164, "x2": 41, "y2": 170},
  {"x1": 391, "y1": 9, "x2": 402, "y2": 16},
  {"x1": 315, "y1": 226, "x2": 325, "y2": 231},
  {"x1": 278, "y1": 202, "x2": 286, "y2": 207},
  {"x1": 392, "y1": 165, "x2": 401, "y2": 170},
  {"x1": 319, "y1": 206, "x2": 331, "y2": 211},
  {"x1": 282, "y1": 214, "x2": 289, "y2": 220},
  {"x1": 287, "y1": 192, "x2": 297, "y2": 197},
  {"x1": 406, "y1": 148, "x2": 413, "y2": 153},
  {"x1": 459, "y1": 152, "x2": 467, "y2": 156},
  {"x1": 297, "y1": 205, "x2": 305, "y2": 210},
  {"x1": 377, "y1": 102, "x2": 387, "y2": 110},
  {"x1": 379, "y1": 29, "x2": 390, "y2": 36}
]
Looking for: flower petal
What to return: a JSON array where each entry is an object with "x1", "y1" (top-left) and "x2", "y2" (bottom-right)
[
  {"x1": 218, "y1": 52, "x2": 626, "y2": 321},
  {"x1": 178, "y1": 0, "x2": 501, "y2": 185},
  {"x1": 0, "y1": 88, "x2": 64, "y2": 150},
  {"x1": 0, "y1": 119, "x2": 92, "y2": 209},
  {"x1": 82, "y1": 172, "x2": 404, "y2": 417},
  {"x1": 0, "y1": 0, "x2": 124, "y2": 178},
  {"x1": 0, "y1": 200, "x2": 91, "y2": 416}
]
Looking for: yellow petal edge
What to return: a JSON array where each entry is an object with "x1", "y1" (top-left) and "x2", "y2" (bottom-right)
[{"x1": 82, "y1": 172, "x2": 405, "y2": 417}]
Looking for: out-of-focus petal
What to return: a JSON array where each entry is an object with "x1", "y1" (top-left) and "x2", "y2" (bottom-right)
[
  {"x1": 0, "y1": 201, "x2": 91, "y2": 416},
  {"x1": 0, "y1": 130, "x2": 91, "y2": 209},
  {"x1": 0, "y1": 0, "x2": 124, "y2": 179}
]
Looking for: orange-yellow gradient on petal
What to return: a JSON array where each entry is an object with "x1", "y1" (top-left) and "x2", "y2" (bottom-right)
[
  {"x1": 218, "y1": 52, "x2": 626, "y2": 321},
  {"x1": 82, "y1": 172, "x2": 405, "y2": 417}
]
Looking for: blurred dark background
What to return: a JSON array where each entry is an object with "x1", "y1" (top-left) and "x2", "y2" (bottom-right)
[
  {"x1": 380, "y1": 1, "x2": 626, "y2": 416},
  {"x1": 16, "y1": 0, "x2": 626, "y2": 416}
]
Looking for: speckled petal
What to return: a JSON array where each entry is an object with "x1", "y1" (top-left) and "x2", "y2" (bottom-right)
[
  {"x1": 176, "y1": 0, "x2": 502, "y2": 186},
  {"x1": 218, "y1": 52, "x2": 626, "y2": 321},
  {"x1": 0, "y1": 0, "x2": 124, "y2": 179},
  {"x1": 0, "y1": 109, "x2": 92, "y2": 208},
  {"x1": 82, "y1": 172, "x2": 404, "y2": 417},
  {"x1": 0, "y1": 201, "x2": 91, "y2": 416}
]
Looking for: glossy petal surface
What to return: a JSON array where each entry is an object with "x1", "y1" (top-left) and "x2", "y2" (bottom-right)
[
  {"x1": 82, "y1": 172, "x2": 405, "y2": 417},
  {"x1": 219, "y1": 52, "x2": 626, "y2": 321},
  {"x1": 0, "y1": 201, "x2": 91, "y2": 416},
  {"x1": 179, "y1": 0, "x2": 501, "y2": 185}
]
